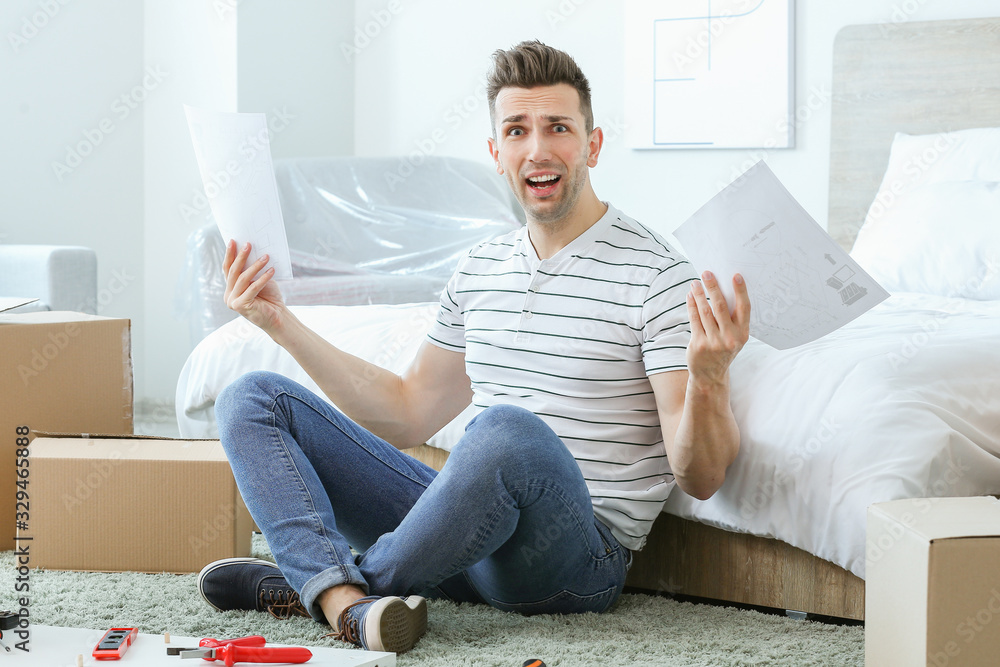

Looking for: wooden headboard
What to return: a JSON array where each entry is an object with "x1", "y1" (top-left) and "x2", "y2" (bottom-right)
[{"x1": 828, "y1": 17, "x2": 1000, "y2": 251}]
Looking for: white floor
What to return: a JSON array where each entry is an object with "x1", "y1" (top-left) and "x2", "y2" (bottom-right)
[
  {"x1": 9, "y1": 626, "x2": 394, "y2": 666},
  {"x1": 133, "y1": 399, "x2": 182, "y2": 438}
]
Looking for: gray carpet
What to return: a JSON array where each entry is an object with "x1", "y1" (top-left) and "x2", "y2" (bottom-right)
[{"x1": 0, "y1": 535, "x2": 864, "y2": 666}]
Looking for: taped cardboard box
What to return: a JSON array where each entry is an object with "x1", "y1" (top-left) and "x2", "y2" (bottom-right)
[
  {"x1": 20, "y1": 434, "x2": 253, "y2": 574},
  {"x1": 1, "y1": 309, "x2": 132, "y2": 551},
  {"x1": 866, "y1": 497, "x2": 1000, "y2": 667}
]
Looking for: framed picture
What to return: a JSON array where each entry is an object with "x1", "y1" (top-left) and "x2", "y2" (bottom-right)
[{"x1": 624, "y1": 0, "x2": 795, "y2": 149}]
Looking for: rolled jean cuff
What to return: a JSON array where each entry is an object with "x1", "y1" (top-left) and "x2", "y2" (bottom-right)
[{"x1": 300, "y1": 562, "x2": 368, "y2": 623}]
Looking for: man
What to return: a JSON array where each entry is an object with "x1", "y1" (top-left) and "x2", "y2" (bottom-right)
[{"x1": 198, "y1": 40, "x2": 750, "y2": 654}]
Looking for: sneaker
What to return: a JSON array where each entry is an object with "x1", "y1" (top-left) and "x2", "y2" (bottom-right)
[
  {"x1": 331, "y1": 595, "x2": 427, "y2": 653},
  {"x1": 197, "y1": 557, "x2": 310, "y2": 619}
]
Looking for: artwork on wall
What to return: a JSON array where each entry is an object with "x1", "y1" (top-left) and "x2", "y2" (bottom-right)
[{"x1": 624, "y1": 0, "x2": 795, "y2": 149}]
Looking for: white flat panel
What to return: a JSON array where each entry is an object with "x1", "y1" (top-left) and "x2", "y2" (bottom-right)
[
  {"x1": 3, "y1": 625, "x2": 395, "y2": 667},
  {"x1": 625, "y1": 0, "x2": 794, "y2": 149}
]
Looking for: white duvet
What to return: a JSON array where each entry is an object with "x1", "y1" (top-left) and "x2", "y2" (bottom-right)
[
  {"x1": 175, "y1": 303, "x2": 476, "y2": 451},
  {"x1": 667, "y1": 292, "x2": 1000, "y2": 578},
  {"x1": 176, "y1": 293, "x2": 1000, "y2": 579}
]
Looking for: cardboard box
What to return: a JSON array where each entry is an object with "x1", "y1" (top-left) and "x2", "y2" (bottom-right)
[
  {"x1": 20, "y1": 435, "x2": 253, "y2": 573},
  {"x1": 1, "y1": 310, "x2": 133, "y2": 550},
  {"x1": 866, "y1": 497, "x2": 1000, "y2": 667}
]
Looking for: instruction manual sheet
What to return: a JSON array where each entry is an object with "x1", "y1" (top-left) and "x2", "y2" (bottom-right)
[
  {"x1": 184, "y1": 105, "x2": 293, "y2": 280},
  {"x1": 674, "y1": 162, "x2": 888, "y2": 349}
]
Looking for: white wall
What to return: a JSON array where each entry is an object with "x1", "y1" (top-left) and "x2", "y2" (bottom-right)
[
  {"x1": 141, "y1": 0, "x2": 355, "y2": 405},
  {"x1": 237, "y1": 0, "x2": 356, "y2": 158},
  {"x1": 0, "y1": 0, "x2": 145, "y2": 367},
  {"x1": 353, "y1": 0, "x2": 1000, "y2": 235},
  {"x1": 142, "y1": 0, "x2": 237, "y2": 407}
]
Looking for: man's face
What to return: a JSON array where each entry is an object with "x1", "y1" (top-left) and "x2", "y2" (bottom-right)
[{"x1": 488, "y1": 84, "x2": 600, "y2": 226}]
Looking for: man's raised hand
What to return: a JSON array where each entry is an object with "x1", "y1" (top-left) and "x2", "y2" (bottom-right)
[
  {"x1": 222, "y1": 239, "x2": 286, "y2": 334},
  {"x1": 685, "y1": 271, "x2": 751, "y2": 386}
]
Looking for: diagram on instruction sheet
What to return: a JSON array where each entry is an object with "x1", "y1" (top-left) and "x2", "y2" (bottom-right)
[
  {"x1": 674, "y1": 162, "x2": 888, "y2": 349},
  {"x1": 729, "y1": 208, "x2": 872, "y2": 341}
]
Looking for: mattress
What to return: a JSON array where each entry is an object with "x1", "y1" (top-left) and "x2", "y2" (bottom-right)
[
  {"x1": 175, "y1": 303, "x2": 475, "y2": 451},
  {"x1": 665, "y1": 291, "x2": 1000, "y2": 578}
]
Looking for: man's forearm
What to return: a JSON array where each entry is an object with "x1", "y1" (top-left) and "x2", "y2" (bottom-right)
[
  {"x1": 267, "y1": 311, "x2": 417, "y2": 446},
  {"x1": 669, "y1": 374, "x2": 741, "y2": 500}
]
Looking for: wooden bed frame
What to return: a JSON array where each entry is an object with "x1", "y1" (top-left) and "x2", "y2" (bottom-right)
[{"x1": 405, "y1": 16, "x2": 1000, "y2": 622}]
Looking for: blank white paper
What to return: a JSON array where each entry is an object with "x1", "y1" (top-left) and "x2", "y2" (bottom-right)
[{"x1": 184, "y1": 105, "x2": 293, "y2": 281}]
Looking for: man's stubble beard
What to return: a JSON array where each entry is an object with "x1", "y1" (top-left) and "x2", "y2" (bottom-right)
[{"x1": 508, "y1": 150, "x2": 590, "y2": 230}]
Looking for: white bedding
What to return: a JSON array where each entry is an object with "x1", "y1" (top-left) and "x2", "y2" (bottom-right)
[
  {"x1": 176, "y1": 294, "x2": 1000, "y2": 579},
  {"x1": 175, "y1": 303, "x2": 476, "y2": 449},
  {"x1": 666, "y1": 291, "x2": 1000, "y2": 578}
]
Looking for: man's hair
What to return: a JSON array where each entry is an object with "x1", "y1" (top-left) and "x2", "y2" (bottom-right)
[{"x1": 486, "y1": 40, "x2": 593, "y2": 136}]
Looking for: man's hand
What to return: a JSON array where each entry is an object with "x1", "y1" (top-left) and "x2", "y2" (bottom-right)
[
  {"x1": 685, "y1": 270, "x2": 751, "y2": 386},
  {"x1": 652, "y1": 270, "x2": 749, "y2": 500},
  {"x1": 223, "y1": 239, "x2": 287, "y2": 334},
  {"x1": 220, "y1": 238, "x2": 472, "y2": 448}
]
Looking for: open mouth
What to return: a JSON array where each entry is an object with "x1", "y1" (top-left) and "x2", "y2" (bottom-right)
[{"x1": 525, "y1": 173, "x2": 561, "y2": 195}]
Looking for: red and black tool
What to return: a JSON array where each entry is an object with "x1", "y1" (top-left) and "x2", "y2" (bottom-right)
[
  {"x1": 167, "y1": 634, "x2": 312, "y2": 666},
  {"x1": 93, "y1": 627, "x2": 138, "y2": 660}
]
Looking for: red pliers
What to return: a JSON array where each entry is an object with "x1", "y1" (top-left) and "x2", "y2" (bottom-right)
[{"x1": 167, "y1": 635, "x2": 312, "y2": 666}]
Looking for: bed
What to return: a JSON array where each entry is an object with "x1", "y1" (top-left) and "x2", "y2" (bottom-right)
[{"x1": 176, "y1": 17, "x2": 1000, "y2": 621}]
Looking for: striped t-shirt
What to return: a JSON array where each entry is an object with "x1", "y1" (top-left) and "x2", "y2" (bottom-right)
[{"x1": 426, "y1": 203, "x2": 698, "y2": 551}]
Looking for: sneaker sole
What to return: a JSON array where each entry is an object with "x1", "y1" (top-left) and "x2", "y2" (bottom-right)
[
  {"x1": 364, "y1": 596, "x2": 428, "y2": 653},
  {"x1": 196, "y1": 557, "x2": 279, "y2": 612}
]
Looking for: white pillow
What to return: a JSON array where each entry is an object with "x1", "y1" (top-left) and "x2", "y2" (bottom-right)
[
  {"x1": 851, "y1": 180, "x2": 1000, "y2": 300},
  {"x1": 889, "y1": 127, "x2": 1000, "y2": 188},
  {"x1": 862, "y1": 128, "x2": 1000, "y2": 224}
]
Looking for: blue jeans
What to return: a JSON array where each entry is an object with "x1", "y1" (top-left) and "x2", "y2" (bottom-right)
[{"x1": 215, "y1": 371, "x2": 632, "y2": 622}]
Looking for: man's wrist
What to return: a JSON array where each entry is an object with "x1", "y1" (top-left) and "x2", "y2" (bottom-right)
[
  {"x1": 686, "y1": 370, "x2": 730, "y2": 399},
  {"x1": 264, "y1": 307, "x2": 297, "y2": 347}
]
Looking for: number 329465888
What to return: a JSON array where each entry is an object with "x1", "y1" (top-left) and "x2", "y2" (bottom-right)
[{"x1": 15, "y1": 426, "x2": 29, "y2": 528}]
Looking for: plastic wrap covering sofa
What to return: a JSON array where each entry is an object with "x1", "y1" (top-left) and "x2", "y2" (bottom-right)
[
  {"x1": 177, "y1": 155, "x2": 524, "y2": 344},
  {"x1": 0, "y1": 245, "x2": 98, "y2": 314}
]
